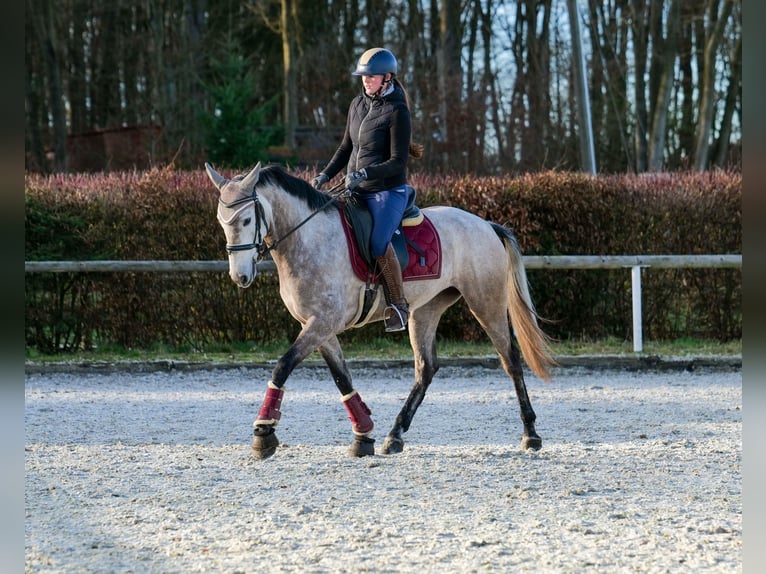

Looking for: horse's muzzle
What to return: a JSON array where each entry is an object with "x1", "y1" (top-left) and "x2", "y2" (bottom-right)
[
  {"x1": 235, "y1": 274, "x2": 253, "y2": 288},
  {"x1": 229, "y1": 257, "x2": 256, "y2": 288}
]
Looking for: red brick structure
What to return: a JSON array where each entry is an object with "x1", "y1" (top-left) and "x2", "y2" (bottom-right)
[{"x1": 67, "y1": 125, "x2": 162, "y2": 172}]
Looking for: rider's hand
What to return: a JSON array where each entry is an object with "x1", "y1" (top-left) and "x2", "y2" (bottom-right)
[
  {"x1": 312, "y1": 173, "x2": 329, "y2": 190},
  {"x1": 345, "y1": 169, "x2": 367, "y2": 190}
]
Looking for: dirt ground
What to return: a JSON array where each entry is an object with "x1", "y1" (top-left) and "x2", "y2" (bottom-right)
[{"x1": 25, "y1": 363, "x2": 741, "y2": 573}]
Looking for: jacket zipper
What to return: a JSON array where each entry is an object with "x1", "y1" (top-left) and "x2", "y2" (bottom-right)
[{"x1": 356, "y1": 98, "x2": 378, "y2": 170}]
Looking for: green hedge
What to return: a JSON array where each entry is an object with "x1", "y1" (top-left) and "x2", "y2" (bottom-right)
[{"x1": 25, "y1": 167, "x2": 741, "y2": 352}]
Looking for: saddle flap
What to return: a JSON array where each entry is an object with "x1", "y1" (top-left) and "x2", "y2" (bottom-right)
[{"x1": 339, "y1": 203, "x2": 441, "y2": 283}]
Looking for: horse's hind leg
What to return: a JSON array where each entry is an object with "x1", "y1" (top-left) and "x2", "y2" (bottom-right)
[
  {"x1": 382, "y1": 290, "x2": 461, "y2": 454},
  {"x1": 505, "y1": 331, "x2": 542, "y2": 450},
  {"x1": 319, "y1": 336, "x2": 375, "y2": 457},
  {"x1": 474, "y1": 311, "x2": 542, "y2": 450}
]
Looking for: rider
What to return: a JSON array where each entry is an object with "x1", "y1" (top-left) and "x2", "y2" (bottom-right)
[{"x1": 312, "y1": 47, "x2": 423, "y2": 332}]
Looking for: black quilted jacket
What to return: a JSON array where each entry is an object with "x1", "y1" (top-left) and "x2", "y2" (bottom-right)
[{"x1": 321, "y1": 84, "x2": 411, "y2": 193}]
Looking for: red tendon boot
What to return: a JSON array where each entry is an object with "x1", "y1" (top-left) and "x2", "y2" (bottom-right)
[
  {"x1": 341, "y1": 390, "x2": 374, "y2": 436},
  {"x1": 254, "y1": 382, "x2": 284, "y2": 427}
]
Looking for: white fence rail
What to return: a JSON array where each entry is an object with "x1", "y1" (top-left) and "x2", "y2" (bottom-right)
[{"x1": 25, "y1": 255, "x2": 742, "y2": 353}]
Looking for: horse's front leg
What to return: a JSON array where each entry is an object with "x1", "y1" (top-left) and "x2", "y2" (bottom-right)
[
  {"x1": 251, "y1": 318, "x2": 332, "y2": 459},
  {"x1": 319, "y1": 336, "x2": 375, "y2": 457}
]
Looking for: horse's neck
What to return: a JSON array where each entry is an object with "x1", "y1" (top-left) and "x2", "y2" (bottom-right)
[
  {"x1": 259, "y1": 185, "x2": 333, "y2": 249},
  {"x1": 259, "y1": 186, "x2": 301, "y2": 239}
]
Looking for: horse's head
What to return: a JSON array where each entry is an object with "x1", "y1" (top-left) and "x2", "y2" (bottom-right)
[{"x1": 205, "y1": 162, "x2": 271, "y2": 288}]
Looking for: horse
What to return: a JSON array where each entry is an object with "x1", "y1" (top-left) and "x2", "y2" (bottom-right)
[{"x1": 205, "y1": 162, "x2": 555, "y2": 458}]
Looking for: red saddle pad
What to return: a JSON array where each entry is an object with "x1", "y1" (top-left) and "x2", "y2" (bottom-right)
[{"x1": 339, "y1": 209, "x2": 442, "y2": 282}]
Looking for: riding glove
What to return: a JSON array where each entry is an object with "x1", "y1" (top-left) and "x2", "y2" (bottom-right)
[
  {"x1": 345, "y1": 169, "x2": 367, "y2": 190},
  {"x1": 312, "y1": 173, "x2": 329, "y2": 190}
]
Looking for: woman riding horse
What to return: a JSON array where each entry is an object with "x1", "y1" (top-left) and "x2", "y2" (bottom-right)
[{"x1": 312, "y1": 47, "x2": 424, "y2": 333}]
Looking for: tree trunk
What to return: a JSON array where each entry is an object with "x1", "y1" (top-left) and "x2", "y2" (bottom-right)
[
  {"x1": 677, "y1": 2, "x2": 699, "y2": 164},
  {"x1": 281, "y1": 0, "x2": 297, "y2": 149},
  {"x1": 630, "y1": 0, "x2": 649, "y2": 172},
  {"x1": 601, "y1": 0, "x2": 631, "y2": 171},
  {"x1": 25, "y1": 55, "x2": 47, "y2": 172},
  {"x1": 181, "y1": 0, "x2": 208, "y2": 161},
  {"x1": 436, "y1": 0, "x2": 461, "y2": 168},
  {"x1": 507, "y1": 0, "x2": 526, "y2": 170},
  {"x1": 693, "y1": 0, "x2": 735, "y2": 171},
  {"x1": 38, "y1": 0, "x2": 68, "y2": 171},
  {"x1": 67, "y1": 1, "x2": 87, "y2": 133},
  {"x1": 148, "y1": 0, "x2": 168, "y2": 138},
  {"x1": 481, "y1": 0, "x2": 505, "y2": 166},
  {"x1": 366, "y1": 0, "x2": 386, "y2": 47},
  {"x1": 524, "y1": 0, "x2": 552, "y2": 169},
  {"x1": 25, "y1": 5, "x2": 47, "y2": 172},
  {"x1": 92, "y1": 0, "x2": 121, "y2": 128},
  {"x1": 648, "y1": 0, "x2": 680, "y2": 171},
  {"x1": 463, "y1": 0, "x2": 480, "y2": 171},
  {"x1": 713, "y1": 34, "x2": 741, "y2": 167},
  {"x1": 586, "y1": 0, "x2": 606, "y2": 164}
]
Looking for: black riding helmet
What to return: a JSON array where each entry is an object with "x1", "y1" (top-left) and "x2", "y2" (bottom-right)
[{"x1": 352, "y1": 48, "x2": 398, "y2": 77}]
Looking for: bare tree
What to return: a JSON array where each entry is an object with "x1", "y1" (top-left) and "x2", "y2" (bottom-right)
[
  {"x1": 713, "y1": 33, "x2": 740, "y2": 167},
  {"x1": 647, "y1": 0, "x2": 680, "y2": 171},
  {"x1": 480, "y1": 0, "x2": 505, "y2": 169},
  {"x1": 693, "y1": 0, "x2": 736, "y2": 170},
  {"x1": 365, "y1": 0, "x2": 387, "y2": 46},
  {"x1": 281, "y1": 0, "x2": 298, "y2": 148},
  {"x1": 587, "y1": 0, "x2": 632, "y2": 172},
  {"x1": 66, "y1": 0, "x2": 88, "y2": 133},
  {"x1": 23, "y1": 0, "x2": 742, "y2": 174},
  {"x1": 436, "y1": 0, "x2": 461, "y2": 169},
  {"x1": 630, "y1": 0, "x2": 650, "y2": 172},
  {"x1": 525, "y1": 0, "x2": 552, "y2": 168},
  {"x1": 675, "y1": 0, "x2": 703, "y2": 166},
  {"x1": 28, "y1": 0, "x2": 68, "y2": 171}
]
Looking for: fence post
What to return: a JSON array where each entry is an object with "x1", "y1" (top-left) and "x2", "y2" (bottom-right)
[{"x1": 631, "y1": 266, "x2": 643, "y2": 352}]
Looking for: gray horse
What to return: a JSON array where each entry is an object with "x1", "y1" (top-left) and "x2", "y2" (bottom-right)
[{"x1": 205, "y1": 162, "x2": 555, "y2": 458}]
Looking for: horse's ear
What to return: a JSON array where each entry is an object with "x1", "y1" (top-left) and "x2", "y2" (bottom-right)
[
  {"x1": 240, "y1": 162, "x2": 262, "y2": 191},
  {"x1": 205, "y1": 162, "x2": 226, "y2": 190}
]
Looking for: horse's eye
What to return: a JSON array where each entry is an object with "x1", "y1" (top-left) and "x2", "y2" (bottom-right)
[{"x1": 242, "y1": 217, "x2": 252, "y2": 227}]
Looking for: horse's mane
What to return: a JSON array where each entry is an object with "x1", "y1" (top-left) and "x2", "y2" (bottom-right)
[{"x1": 258, "y1": 164, "x2": 335, "y2": 211}]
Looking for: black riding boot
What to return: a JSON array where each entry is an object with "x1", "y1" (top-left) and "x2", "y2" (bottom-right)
[{"x1": 376, "y1": 243, "x2": 409, "y2": 332}]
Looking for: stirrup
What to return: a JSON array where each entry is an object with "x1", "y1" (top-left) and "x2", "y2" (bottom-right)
[{"x1": 383, "y1": 305, "x2": 408, "y2": 332}]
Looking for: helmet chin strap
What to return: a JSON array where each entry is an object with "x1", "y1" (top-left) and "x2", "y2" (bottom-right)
[{"x1": 369, "y1": 76, "x2": 394, "y2": 99}]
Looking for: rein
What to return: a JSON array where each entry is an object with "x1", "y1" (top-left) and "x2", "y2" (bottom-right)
[{"x1": 218, "y1": 180, "x2": 348, "y2": 259}]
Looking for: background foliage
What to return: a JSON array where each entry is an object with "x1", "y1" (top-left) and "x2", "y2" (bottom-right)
[
  {"x1": 25, "y1": 0, "x2": 741, "y2": 175},
  {"x1": 25, "y1": 168, "x2": 741, "y2": 353}
]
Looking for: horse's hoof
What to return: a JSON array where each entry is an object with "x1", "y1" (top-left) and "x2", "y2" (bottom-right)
[
  {"x1": 381, "y1": 435, "x2": 404, "y2": 455},
  {"x1": 521, "y1": 434, "x2": 542, "y2": 451},
  {"x1": 252, "y1": 429, "x2": 280, "y2": 459},
  {"x1": 349, "y1": 435, "x2": 375, "y2": 457}
]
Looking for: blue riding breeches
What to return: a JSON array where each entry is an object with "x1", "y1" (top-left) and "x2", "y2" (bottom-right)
[{"x1": 360, "y1": 186, "x2": 408, "y2": 259}]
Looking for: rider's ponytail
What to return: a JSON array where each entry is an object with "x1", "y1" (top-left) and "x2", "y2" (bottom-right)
[{"x1": 394, "y1": 78, "x2": 425, "y2": 160}]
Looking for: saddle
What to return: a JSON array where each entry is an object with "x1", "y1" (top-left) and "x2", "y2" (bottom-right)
[{"x1": 339, "y1": 185, "x2": 442, "y2": 283}]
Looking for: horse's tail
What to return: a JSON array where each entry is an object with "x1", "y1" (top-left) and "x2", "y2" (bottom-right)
[{"x1": 491, "y1": 222, "x2": 556, "y2": 381}]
